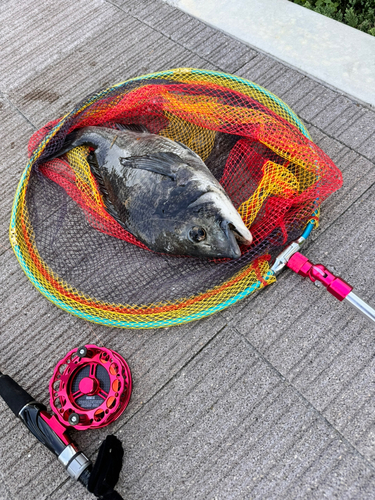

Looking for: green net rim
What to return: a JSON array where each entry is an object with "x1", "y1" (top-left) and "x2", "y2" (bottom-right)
[{"x1": 9, "y1": 68, "x2": 315, "y2": 329}]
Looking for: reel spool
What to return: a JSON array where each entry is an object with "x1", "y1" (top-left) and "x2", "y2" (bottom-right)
[{"x1": 49, "y1": 345, "x2": 132, "y2": 430}]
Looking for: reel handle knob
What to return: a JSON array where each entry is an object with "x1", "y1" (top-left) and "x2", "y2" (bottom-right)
[
  {"x1": 68, "y1": 412, "x2": 81, "y2": 426},
  {"x1": 77, "y1": 346, "x2": 89, "y2": 358}
]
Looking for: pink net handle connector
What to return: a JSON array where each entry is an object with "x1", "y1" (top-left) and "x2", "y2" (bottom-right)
[
  {"x1": 287, "y1": 252, "x2": 352, "y2": 301},
  {"x1": 286, "y1": 252, "x2": 375, "y2": 324}
]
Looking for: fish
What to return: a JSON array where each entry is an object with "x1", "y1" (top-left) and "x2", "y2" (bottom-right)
[{"x1": 44, "y1": 125, "x2": 253, "y2": 259}]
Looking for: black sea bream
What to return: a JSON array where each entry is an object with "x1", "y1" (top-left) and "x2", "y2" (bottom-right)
[{"x1": 48, "y1": 126, "x2": 252, "y2": 258}]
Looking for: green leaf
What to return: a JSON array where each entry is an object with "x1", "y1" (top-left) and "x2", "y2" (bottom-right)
[
  {"x1": 345, "y1": 6, "x2": 359, "y2": 26},
  {"x1": 303, "y1": 1, "x2": 314, "y2": 9}
]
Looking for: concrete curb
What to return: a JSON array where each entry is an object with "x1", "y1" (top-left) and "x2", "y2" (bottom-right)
[{"x1": 165, "y1": 0, "x2": 375, "y2": 108}]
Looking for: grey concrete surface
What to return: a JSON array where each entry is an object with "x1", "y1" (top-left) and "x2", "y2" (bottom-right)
[
  {"x1": 0, "y1": 0, "x2": 374, "y2": 499},
  {"x1": 167, "y1": 0, "x2": 375, "y2": 108}
]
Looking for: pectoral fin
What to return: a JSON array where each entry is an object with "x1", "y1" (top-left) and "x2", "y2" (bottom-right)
[{"x1": 119, "y1": 152, "x2": 186, "y2": 180}]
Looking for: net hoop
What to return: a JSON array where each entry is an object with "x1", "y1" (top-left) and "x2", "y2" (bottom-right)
[{"x1": 10, "y1": 68, "x2": 339, "y2": 329}]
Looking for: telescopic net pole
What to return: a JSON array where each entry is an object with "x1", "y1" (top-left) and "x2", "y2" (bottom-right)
[
  {"x1": 284, "y1": 250, "x2": 375, "y2": 325},
  {"x1": 345, "y1": 292, "x2": 375, "y2": 324}
]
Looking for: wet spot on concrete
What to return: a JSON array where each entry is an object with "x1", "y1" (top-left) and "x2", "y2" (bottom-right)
[{"x1": 23, "y1": 89, "x2": 60, "y2": 104}]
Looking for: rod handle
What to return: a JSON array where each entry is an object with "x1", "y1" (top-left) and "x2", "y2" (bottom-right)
[{"x1": 0, "y1": 373, "x2": 37, "y2": 416}]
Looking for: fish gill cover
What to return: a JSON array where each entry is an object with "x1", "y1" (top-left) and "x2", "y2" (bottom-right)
[{"x1": 10, "y1": 69, "x2": 343, "y2": 328}]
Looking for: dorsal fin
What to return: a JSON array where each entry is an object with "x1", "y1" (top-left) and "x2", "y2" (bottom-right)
[
  {"x1": 114, "y1": 123, "x2": 149, "y2": 133},
  {"x1": 175, "y1": 141, "x2": 202, "y2": 160}
]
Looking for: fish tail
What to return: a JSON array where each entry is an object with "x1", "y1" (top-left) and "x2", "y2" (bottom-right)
[{"x1": 40, "y1": 130, "x2": 83, "y2": 163}]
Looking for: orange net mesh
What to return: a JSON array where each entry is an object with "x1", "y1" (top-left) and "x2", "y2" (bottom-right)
[{"x1": 11, "y1": 69, "x2": 342, "y2": 328}]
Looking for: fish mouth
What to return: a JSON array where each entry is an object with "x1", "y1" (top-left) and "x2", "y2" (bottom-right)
[
  {"x1": 221, "y1": 220, "x2": 253, "y2": 259},
  {"x1": 231, "y1": 224, "x2": 253, "y2": 246}
]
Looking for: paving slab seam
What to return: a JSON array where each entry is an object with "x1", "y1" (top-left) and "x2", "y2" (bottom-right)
[
  {"x1": 127, "y1": 327, "x2": 233, "y2": 418},
  {"x1": 189, "y1": 387, "x2": 290, "y2": 493},
  {"x1": 47, "y1": 478, "x2": 71, "y2": 500},
  {"x1": 218, "y1": 418, "x2": 327, "y2": 498},
  {"x1": 4, "y1": 3, "x2": 372, "y2": 163},
  {"x1": 233, "y1": 285, "x2": 360, "y2": 368},
  {"x1": 0, "y1": 91, "x2": 37, "y2": 131},
  {"x1": 279, "y1": 440, "x2": 368, "y2": 500},
  {"x1": 329, "y1": 111, "x2": 374, "y2": 147},
  {"x1": 286, "y1": 320, "x2": 367, "y2": 387},
  {"x1": 233, "y1": 244, "x2": 373, "y2": 348},
  {"x1": 289, "y1": 321, "x2": 372, "y2": 400},
  {"x1": 41, "y1": 323, "x2": 231, "y2": 499},
  {"x1": 5, "y1": 441, "x2": 41, "y2": 476},
  {"x1": 307, "y1": 127, "x2": 350, "y2": 161},
  {"x1": 2, "y1": 440, "x2": 43, "y2": 476},
  {"x1": 298, "y1": 96, "x2": 363, "y2": 132},
  {"x1": 15, "y1": 0, "x2": 370, "y2": 166},
  {"x1": 199, "y1": 387, "x2": 336, "y2": 497},
  {"x1": 104, "y1": 0, "x2": 247, "y2": 75},
  {"x1": 231, "y1": 325, "x2": 375, "y2": 473},
  {"x1": 292, "y1": 96, "x2": 373, "y2": 145},
  {"x1": 1, "y1": 294, "x2": 55, "y2": 332},
  {"x1": 130, "y1": 363, "x2": 263, "y2": 489},
  {"x1": 1, "y1": 3, "x2": 374, "y2": 496},
  {"x1": 226, "y1": 223, "x2": 372, "y2": 328},
  {"x1": 11, "y1": 454, "x2": 55, "y2": 499},
  {"x1": 298, "y1": 114, "x2": 375, "y2": 165},
  {"x1": 104, "y1": 0, "x2": 217, "y2": 65},
  {"x1": 14, "y1": 17, "x2": 160, "y2": 105},
  {"x1": 189, "y1": 403, "x2": 314, "y2": 498},
  {"x1": 251, "y1": 66, "x2": 291, "y2": 93},
  {"x1": 310, "y1": 177, "x2": 375, "y2": 246},
  {"x1": 115, "y1": 324, "x2": 229, "y2": 424},
  {"x1": 0, "y1": 311, "x2": 93, "y2": 362},
  {"x1": 233, "y1": 42, "x2": 373, "y2": 114}
]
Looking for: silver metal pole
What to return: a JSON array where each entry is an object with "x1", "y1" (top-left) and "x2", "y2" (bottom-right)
[{"x1": 345, "y1": 291, "x2": 375, "y2": 324}]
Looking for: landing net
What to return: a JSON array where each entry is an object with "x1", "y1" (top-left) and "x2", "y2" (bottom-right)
[{"x1": 10, "y1": 69, "x2": 342, "y2": 328}]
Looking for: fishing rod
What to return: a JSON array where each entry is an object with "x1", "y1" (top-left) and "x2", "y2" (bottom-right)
[{"x1": 0, "y1": 345, "x2": 132, "y2": 499}]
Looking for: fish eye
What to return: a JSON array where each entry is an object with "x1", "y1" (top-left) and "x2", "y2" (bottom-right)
[{"x1": 189, "y1": 226, "x2": 206, "y2": 243}]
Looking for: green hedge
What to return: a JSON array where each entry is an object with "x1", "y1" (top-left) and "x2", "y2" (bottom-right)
[{"x1": 290, "y1": 0, "x2": 375, "y2": 36}]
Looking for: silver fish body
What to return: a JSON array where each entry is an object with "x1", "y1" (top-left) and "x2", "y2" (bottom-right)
[{"x1": 49, "y1": 126, "x2": 252, "y2": 259}]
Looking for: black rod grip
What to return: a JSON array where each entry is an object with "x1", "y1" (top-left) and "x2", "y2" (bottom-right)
[{"x1": 0, "y1": 373, "x2": 36, "y2": 416}]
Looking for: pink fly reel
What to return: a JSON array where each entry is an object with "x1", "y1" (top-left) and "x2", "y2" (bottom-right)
[{"x1": 49, "y1": 345, "x2": 132, "y2": 430}]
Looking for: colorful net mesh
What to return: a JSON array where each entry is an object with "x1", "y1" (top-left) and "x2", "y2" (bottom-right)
[{"x1": 10, "y1": 69, "x2": 343, "y2": 328}]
